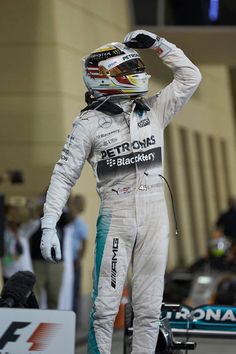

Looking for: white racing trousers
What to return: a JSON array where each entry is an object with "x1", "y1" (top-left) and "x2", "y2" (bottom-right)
[{"x1": 88, "y1": 189, "x2": 169, "y2": 354}]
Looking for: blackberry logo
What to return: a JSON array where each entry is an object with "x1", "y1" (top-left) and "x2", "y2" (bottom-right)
[
  {"x1": 97, "y1": 147, "x2": 162, "y2": 180},
  {"x1": 107, "y1": 151, "x2": 155, "y2": 168},
  {"x1": 107, "y1": 159, "x2": 116, "y2": 167}
]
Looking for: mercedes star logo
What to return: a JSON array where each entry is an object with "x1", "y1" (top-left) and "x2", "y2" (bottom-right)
[{"x1": 98, "y1": 116, "x2": 112, "y2": 129}]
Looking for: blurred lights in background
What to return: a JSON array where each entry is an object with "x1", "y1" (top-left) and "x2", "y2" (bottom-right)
[
  {"x1": 131, "y1": 0, "x2": 236, "y2": 26},
  {"x1": 209, "y1": 0, "x2": 219, "y2": 22}
]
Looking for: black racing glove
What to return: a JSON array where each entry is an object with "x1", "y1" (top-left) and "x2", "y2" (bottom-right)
[{"x1": 124, "y1": 29, "x2": 160, "y2": 49}]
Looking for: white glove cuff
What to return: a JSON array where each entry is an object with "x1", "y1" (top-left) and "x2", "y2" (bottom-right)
[
  {"x1": 152, "y1": 38, "x2": 176, "y2": 58},
  {"x1": 41, "y1": 215, "x2": 58, "y2": 229}
]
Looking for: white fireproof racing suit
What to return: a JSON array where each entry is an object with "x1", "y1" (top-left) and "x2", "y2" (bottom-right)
[{"x1": 42, "y1": 39, "x2": 201, "y2": 354}]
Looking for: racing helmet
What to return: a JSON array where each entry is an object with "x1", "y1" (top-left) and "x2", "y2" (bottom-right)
[{"x1": 82, "y1": 42, "x2": 151, "y2": 98}]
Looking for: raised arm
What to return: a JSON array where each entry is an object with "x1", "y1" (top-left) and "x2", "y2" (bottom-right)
[{"x1": 124, "y1": 29, "x2": 202, "y2": 128}]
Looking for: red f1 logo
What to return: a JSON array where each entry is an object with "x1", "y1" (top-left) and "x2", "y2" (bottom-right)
[{"x1": 28, "y1": 323, "x2": 62, "y2": 350}]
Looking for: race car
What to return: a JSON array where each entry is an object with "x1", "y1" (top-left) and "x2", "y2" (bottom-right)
[
  {"x1": 124, "y1": 302, "x2": 236, "y2": 354},
  {"x1": 123, "y1": 302, "x2": 196, "y2": 354}
]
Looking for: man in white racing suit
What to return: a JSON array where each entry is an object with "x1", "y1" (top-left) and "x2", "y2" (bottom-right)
[{"x1": 40, "y1": 30, "x2": 201, "y2": 354}]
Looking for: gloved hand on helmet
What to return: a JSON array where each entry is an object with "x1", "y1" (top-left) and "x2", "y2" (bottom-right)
[
  {"x1": 124, "y1": 29, "x2": 173, "y2": 58},
  {"x1": 40, "y1": 216, "x2": 62, "y2": 263},
  {"x1": 124, "y1": 29, "x2": 161, "y2": 49}
]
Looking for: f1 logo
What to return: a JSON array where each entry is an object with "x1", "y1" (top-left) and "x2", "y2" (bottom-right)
[
  {"x1": 0, "y1": 322, "x2": 30, "y2": 349},
  {"x1": 0, "y1": 321, "x2": 61, "y2": 351}
]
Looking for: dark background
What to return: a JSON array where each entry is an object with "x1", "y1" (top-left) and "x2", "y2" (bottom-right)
[{"x1": 132, "y1": 0, "x2": 236, "y2": 26}]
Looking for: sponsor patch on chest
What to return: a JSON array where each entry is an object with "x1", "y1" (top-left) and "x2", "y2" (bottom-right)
[
  {"x1": 138, "y1": 117, "x2": 150, "y2": 128},
  {"x1": 101, "y1": 135, "x2": 155, "y2": 159}
]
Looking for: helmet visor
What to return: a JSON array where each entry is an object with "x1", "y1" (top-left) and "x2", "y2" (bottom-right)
[{"x1": 105, "y1": 58, "x2": 145, "y2": 77}]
